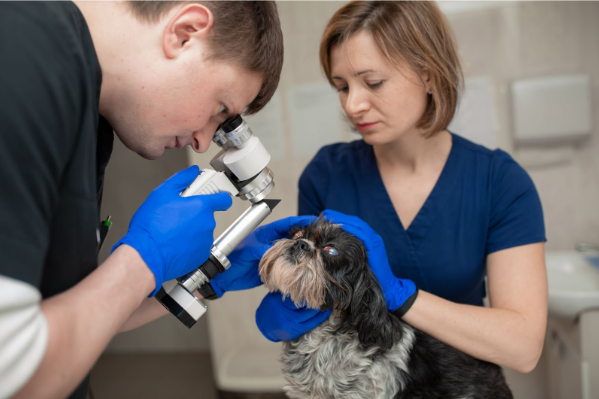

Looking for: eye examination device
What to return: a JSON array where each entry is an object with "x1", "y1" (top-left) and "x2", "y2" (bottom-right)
[{"x1": 155, "y1": 115, "x2": 280, "y2": 328}]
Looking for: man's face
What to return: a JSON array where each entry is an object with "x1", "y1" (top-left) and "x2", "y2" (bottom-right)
[{"x1": 107, "y1": 58, "x2": 262, "y2": 160}]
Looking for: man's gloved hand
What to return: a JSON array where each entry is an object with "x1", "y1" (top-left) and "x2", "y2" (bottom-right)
[
  {"x1": 112, "y1": 165, "x2": 232, "y2": 297},
  {"x1": 322, "y1": 209, "x2": 417, "y2": 312},
  {"x1": 209, "y1": 215, "x2": 318, "y2": 297},
  {"x1": 256, "y1": 292, "x2": 333, "y2": 342}
]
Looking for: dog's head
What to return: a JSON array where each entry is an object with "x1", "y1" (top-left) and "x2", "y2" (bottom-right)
[{"x1": 259, "y1": 217, "x2": 401, "y2": 348}]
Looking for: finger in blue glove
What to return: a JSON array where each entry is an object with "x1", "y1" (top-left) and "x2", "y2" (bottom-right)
[
  {"x1": 113, "y1": 165, "x2": 232, "y2": 296},
  {"x1": 256, "y1": 292, "x2": 333, "y2": 342},
  {"x1": 321, "y1": 209, "x2": 416, "y2": 312},
  {"x1": 210, "y1": 215, "x2": 318, "y2": 297}
]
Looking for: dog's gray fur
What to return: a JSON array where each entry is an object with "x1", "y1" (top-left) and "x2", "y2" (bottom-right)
[{"x1": 281, "y1": 316, "x2": 416, "y2": 399}]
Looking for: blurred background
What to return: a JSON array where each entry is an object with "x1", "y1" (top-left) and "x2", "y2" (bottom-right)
[{"x1": 92, "y1": 2, "x2": 599, "y2": 399}]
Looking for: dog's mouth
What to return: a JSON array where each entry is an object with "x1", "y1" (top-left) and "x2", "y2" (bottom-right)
[{"x1": 259, "y1": 239, "x2": 329, "y2": 309}]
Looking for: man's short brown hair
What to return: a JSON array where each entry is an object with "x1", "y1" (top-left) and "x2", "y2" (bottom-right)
[
  {"x1": 128, "y1": 1, "x2": 283, "y2": 115},
  {"x1": 320, "y1": 1, "x2": 463, "y2": 137}
]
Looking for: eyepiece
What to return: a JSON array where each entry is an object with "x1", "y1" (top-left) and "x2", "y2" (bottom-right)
[{"x1": 221, "y1": 115, "x2": 243, "y2": 133}]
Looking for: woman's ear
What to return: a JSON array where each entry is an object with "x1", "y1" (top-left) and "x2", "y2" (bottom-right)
[
  {"x1": 419, "y1": 70, "x2": 432, "y2": 93},
  {"x1": 163, "y1": 4, "x2": 213, "y2": 59}
]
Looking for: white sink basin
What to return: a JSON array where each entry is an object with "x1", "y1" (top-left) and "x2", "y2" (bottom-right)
[{"x1": 546, "y1": 250, "x2": 599, "y2": 319}]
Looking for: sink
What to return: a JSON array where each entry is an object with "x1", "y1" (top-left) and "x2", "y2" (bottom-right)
[{"x1": 546, "y1": 250, "x2": 599, "y2": 319}]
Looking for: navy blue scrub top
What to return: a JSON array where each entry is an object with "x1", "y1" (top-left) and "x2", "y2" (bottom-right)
[{"x1": 298, "y1": 134, "x2": 546, "y2": 306}]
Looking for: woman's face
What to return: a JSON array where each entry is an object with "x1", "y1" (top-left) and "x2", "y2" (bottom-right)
[{"x1": 330, "y1": 31, "x2": 430, "y2": 145}]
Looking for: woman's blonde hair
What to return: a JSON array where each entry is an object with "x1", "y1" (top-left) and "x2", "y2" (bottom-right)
[{"x1": 320, "y1": 1, "x2": 463, "y2": 137}]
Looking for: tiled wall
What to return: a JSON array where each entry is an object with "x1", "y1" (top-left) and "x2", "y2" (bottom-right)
[{"x1": 444, "y1": 1, "x2": 599, "y2": 251}]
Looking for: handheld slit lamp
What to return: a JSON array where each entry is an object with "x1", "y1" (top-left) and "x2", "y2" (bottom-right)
[{"x1": 155, "y1": 115, "x2": 280, "y2": 328}]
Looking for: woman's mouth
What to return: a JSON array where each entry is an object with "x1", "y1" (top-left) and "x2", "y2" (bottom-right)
[{"x1": 356, "y1": 122, "x2": 378, "y2": 131}]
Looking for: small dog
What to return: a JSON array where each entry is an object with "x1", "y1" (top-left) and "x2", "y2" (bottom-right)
[{"x1": 259, "y1": 218, "x2": 513, "y2": 399}]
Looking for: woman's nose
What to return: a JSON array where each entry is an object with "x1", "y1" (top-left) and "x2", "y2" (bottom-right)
[{"x1": 344, "y1": 87, "x2": 370, "y2": 116}]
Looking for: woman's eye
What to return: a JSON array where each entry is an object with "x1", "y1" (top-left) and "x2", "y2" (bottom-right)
[
  {"x1": 218, "y1": 105, "x2": 227, "y2": 114},
  {"x1": 367, "y1": 81, "x2": 384, "y2": 89},
  {"x1": 323, "y1": 246, "x2": 339, "y2": 256},
  {"x1": 336, "y1": 86, "x2": 349, "y2": 93},
  {"x1": 293, "y1": 231, "x2": 304, "y2": 239}
]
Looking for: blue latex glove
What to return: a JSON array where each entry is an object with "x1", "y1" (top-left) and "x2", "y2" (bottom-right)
[
  {"x1": 256, "y1": 292, "x2": 333, "y2": 342},
  {"x1": 112, "y1": 165, "x2": 232, "y2": 296},
  {"x1": 210, "y1": 215, "x2": 318, "y2": 297},
  {"x1": 322, "y1": 209, "x2": 416, "y2": 312}
]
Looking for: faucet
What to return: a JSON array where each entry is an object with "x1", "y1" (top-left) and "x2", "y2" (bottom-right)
[{"x1": 576, "y1": 242, "x2": 599, "y2": 254}]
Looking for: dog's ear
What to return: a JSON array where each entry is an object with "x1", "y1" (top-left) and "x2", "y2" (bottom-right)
[
  {"x1": 327, "y1": 240, "x2": 403, "y2": 350},
  {"x1": 345, "y1": 267, "x2": 403, "y2": 350}
]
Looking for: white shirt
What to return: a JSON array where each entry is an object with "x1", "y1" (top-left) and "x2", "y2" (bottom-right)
[{"x1": 0, "y1": 274, "x2": 48, "y2": 399}]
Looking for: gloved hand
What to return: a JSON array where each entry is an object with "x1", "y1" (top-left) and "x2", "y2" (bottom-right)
[
  {"x1": 112, "y1": 165, "x2": 232, "y2": 297},
  {"x1": 256, "y1": 292, "x2": 333, "y2": 342},
  {"x1": 210, "y1": 215, "x2": 318, "y2": 297},
  {"x1": 322, "y1": 209, "x2": 417, "y2": 312}
]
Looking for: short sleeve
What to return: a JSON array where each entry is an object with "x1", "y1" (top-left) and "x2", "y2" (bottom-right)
[
  {"x1": 298, "y1": 147, "x2": 330, "y2": 216},
  {"x1": 0, "y1": 275, "x2": 48, "y2": 398},
  {"x1": 0, "y1": 2, "x2": 85, "y2": 285},
  {"x1": 487, "y1": 150, "x2": 546, "y2": 254}
]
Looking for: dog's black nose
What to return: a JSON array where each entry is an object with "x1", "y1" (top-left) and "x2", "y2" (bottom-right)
[{"x1": 294, "y1": 239, "x2": 310, "y2": 252}]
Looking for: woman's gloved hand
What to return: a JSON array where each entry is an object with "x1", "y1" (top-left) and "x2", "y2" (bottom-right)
[
  {"x1": 209, "y1": 215, "x2": 318, "y2": 297},
  {"x1": 256, "y1": 292, "x2": 333, "y2": 342},
  {"x1": 112, "y1": 165, "x2": 232, "y2": 297},
  {"x1": 322, "y1": 209, "x2": 417, "y2": 313}
]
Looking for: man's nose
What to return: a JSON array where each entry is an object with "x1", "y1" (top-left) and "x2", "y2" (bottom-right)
[{"x1": 191, "y1": 122, "x2": 220, "y2": 153}]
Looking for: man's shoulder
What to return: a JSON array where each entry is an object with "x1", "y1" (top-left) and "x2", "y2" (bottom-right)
[{"x1": 1, "y1": 2, "x2": 82, "y2": 36}]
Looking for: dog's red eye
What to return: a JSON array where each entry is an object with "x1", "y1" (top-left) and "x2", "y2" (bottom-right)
[
  {"x1": 293, "y1": 231, "x2": 303, "y2": 239},
  {"x1": 323, "y1": 246, "x2": 339, "y2": 256}
]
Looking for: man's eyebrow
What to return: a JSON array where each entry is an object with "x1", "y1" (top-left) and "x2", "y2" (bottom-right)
[{"x1": 332, "y1": 69, "x2": 376, "y2": 80}]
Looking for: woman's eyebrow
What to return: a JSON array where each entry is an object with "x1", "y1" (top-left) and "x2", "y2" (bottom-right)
[{"x1": 332, "y1": 69, "x2": 376, "y2": 80}]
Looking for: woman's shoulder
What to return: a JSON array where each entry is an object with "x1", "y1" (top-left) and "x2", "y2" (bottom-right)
[{"x1": 451, "y1": 133, "x2": 526, "y2": 179}]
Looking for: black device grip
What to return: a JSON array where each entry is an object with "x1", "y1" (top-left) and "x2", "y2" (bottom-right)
[
  {"x1": 198, "y1": 283, "x2": 218, "y2": 300},
  {"x1": 199, "y1": 254, "x2": 226, "y2": 281}
]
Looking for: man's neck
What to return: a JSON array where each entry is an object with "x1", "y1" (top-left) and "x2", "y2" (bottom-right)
[{"x1": 72, "y1": 1, "x2": 160, "y2": 117}]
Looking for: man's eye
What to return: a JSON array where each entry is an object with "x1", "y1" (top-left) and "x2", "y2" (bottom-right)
[
  {"x1": 323, "y1": 246, "x2": 339, "y2": 256},
  {"x1": 293, "y1": 231, "x2": 304, "y2": 239},
  {"x1": 219, "y1": 105, "x2": 227, "y2": 114}
]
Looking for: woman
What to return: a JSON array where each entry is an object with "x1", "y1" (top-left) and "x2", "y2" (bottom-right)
[{"x1": 255, "y1": 1, "x2": 547, "y2": 373}]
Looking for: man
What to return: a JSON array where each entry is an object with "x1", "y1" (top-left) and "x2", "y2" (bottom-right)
[{"x1": 0, "y1": 2, "x2": 298, "y2": 398}]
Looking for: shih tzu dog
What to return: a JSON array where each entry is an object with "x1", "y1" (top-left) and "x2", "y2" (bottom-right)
[{"x1": 259, "y1": 218, "x2": 513, "y2": 399}]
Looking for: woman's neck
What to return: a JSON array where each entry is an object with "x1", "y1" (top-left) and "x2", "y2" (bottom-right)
[{"x1": 372, "y1": 129, "x2": 452, "y2": 174}]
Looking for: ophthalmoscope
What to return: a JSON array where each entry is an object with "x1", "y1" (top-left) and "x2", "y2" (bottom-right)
[{"x1": 155, "y1": 115, "x2": 280, "y2": 328}]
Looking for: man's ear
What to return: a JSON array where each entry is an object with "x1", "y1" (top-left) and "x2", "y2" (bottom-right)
[{"x1": 163, "y1": 4, "x2": 213, "y2": 59}]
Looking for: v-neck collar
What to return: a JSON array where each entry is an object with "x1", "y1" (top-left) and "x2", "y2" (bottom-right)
[{"x1": 362, "y1": 134, "x2": 460, "y2": 248}]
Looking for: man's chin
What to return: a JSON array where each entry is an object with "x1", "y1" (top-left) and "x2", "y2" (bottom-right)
[{"x1": 132, "y1": 145, "x2": 164, "y2": 160}]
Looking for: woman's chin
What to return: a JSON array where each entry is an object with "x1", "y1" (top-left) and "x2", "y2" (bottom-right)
[{"x1": 360, "y1": 131, "x2": 392, "y2": 146}]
